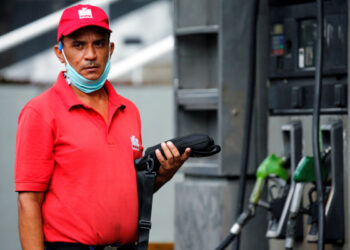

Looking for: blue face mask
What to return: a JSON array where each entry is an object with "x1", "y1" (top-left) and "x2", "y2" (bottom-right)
[{"x1": 60, "y1": 42, "x2": 111, "y2": 93}]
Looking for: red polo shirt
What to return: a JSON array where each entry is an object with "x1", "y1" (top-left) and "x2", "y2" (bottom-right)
[{"x1": 15, "y1": 72, "x2": 143, "y2": 245}]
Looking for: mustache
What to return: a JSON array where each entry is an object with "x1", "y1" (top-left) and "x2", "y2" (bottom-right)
[{"x1": 82, "y1": 61, "x2": 100, "y2": 68}]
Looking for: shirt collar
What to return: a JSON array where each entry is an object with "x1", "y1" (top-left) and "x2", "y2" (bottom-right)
[{"x1": 53, "y1": 71, "x2": 126, "y2": 111}]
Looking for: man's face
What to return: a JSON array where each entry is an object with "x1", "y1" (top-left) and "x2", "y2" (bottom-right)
[{"x1": 58, "y1": 26, "x2": 113, "y2": 80}]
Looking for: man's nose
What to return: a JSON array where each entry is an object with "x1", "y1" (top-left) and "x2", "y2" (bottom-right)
[{"x1": 84, "y1": 45, "x2": 97, "y2": 61}]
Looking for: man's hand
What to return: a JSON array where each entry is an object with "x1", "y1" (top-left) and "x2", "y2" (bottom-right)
[
  {"x1": 154, "y1": 141, "x2": 190, "y2": 192},
  {"x1": 18, "y1": 191, "x2": 45, "y2": 250}
]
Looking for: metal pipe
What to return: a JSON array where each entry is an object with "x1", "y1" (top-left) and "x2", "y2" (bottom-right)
[
  {"x1": 109, "y1": 36, "x2": 174, "y2": 79},
  {"x1": 233, "y1": 0, "x2": 260, "y2": 248},
  {"x1": 0, "y1": 0, "x2": 119, "y2": 53},
  {"x1": 312, "y1": 0, "x2": 325, "y2": 249}
]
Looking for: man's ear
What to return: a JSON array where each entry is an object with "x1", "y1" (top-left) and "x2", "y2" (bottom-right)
[
  {"x1": 54, "y1": 44, "x2": 66, "y2": 64},
  {"x1": 109, "y1": 42, "x2": 115, "y2": 58}
]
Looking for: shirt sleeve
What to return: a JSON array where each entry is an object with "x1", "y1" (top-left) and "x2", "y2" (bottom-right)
[{"x1": 15, "y1": 106, "x2": 54, "y2": 192}]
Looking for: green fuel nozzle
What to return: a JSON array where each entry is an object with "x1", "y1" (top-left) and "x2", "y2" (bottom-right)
[
  {"x1": 249, "y1": 154, "x2": 289, "y2": 205},
  {"x1": 293, "y1": 154, "x2": 328, "y2": 183}
]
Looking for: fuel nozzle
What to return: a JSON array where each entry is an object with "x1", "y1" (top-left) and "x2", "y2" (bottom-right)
[
  {"x1": 293, "y1": 154, "x2": 328, "y2": 183},
  {"x1": 249, "y1": 154, "x2": 289, "y2": 205},
  {"x1": 285, "y1": 154, "x2": 328, "y2": 250}
]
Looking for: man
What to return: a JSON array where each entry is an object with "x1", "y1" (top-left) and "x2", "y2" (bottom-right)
[{"x1": 15, "y1": 4, "x2": 190, "y2": 250}]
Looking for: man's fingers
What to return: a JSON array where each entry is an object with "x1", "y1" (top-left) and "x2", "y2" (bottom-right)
[
  {"x1": 155, "y1": 149, "x2": 166, "y2": 165},
  {"x1": 161, "y1": 142, "x2": 174, "y2": 163},
  {"x1": 180, "y1": 148, "x2": 191, "y2": 162},
  {"x1": 158, "y1": 142, "x2": 190, "y2": 168},
  {"x1": 167, "y1": 141, "x2": 181, "y2": 161}
]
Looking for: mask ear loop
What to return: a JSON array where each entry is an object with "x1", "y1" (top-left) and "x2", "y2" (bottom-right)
[
  {"x1": 59, "y1": 42, "x2": 69, "y2": 63},
  {"x1": 58, "y1": 41, "x2": 63, "y2": 51},
  {"x1": 59, "y1": 41, "x2": 72, "y2": 85},
  {"x1": 58, "y1": 41, "x2": 69, "y2": 62}
]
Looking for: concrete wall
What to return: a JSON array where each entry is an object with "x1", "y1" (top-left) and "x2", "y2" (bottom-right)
[
  {"x1": 0, "y1": 84, "x2": 178, "y2": 248},
  {"x1": 0, "y1": 84, "x2": 44, "y2": 249}
]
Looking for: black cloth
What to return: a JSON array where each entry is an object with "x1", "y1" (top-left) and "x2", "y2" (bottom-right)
[{"x1": 135, "y1": 133, "x2": 221, "y2": 173}]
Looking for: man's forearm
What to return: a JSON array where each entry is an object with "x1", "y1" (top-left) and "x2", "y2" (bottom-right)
[
  {"x1": 18, "y1": 192, "x2": 45, "y2": 250},
  {"x1": 154, "y1": 175, "x2": 167, "y2": 193}
]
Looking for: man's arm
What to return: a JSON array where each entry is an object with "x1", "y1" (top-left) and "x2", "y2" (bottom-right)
[
  {"x1": 17, "y1": 191, "x2": 45, "y2": 250},
  {"x1": 154, "y1": 141, "x2": 190, "y2": 192}
]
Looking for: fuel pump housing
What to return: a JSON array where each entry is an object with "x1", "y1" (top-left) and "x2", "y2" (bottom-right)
[{"x1": 268, "y1": 0, "x2": 347, "y2": 115}]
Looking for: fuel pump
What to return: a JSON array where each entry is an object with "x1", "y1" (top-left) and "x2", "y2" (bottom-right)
[
  {"x1": 267, "y1": 0, "x2": 347, "y2": 249},
  {"x1": 268, "y1": 0, "x2": 347, "y2": 116},
  {"x1": 284, "y1": 120, "x2": 344, "y2": 249},
  {"x1": 214, "y1": 153, "x2": 289, "y2": 250},
  {"x1": 308, "y1": 121, "x2": 345, "y2": 244},
  {"x1": 216, "y1": 0, "x2": 347, "y2": 249},
  {"x1": 265, "y1": 121, "x2": 303, "y2": 240},
  {"x1": 215, "y1": 121, "x2": 301, "y2": 250}
]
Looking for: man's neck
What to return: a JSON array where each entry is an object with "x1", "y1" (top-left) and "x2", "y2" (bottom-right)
[
  {"x1": 70, "y1": 83, "x2": 109, "y2": 124},
  {"x1": 70, "y1": 84, "x2": 109, "y2": 106}
]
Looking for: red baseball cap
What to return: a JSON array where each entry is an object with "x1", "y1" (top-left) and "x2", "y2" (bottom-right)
[{"x1": 57, "y1": 4, "x2": 112, "y2": 41}]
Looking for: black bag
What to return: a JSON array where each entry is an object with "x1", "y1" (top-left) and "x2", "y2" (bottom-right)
[{"x1": 134, "y1": 133, "x2": 221, "y2": 250}]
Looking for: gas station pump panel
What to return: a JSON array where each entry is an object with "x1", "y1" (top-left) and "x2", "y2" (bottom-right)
[{"x1": 268, "y1": 0, "x2": 347, "y2": 115}]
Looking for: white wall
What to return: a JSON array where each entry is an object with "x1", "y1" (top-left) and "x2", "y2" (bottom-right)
[{"x1": 0, "y1": 85, "x2": 44, "y2": 250}]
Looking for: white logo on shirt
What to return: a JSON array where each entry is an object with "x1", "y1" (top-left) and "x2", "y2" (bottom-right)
[
  {"x1": 78, "y1": 8, "x2": 93, "y2": 19},
  {"x1": 130, "y1": 135, "x2": 140, "y2": 151}
]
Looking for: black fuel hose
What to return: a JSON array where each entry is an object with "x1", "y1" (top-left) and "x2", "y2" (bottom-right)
[
  {"x1": 215, "y1": 206, "x2": 255, "y2": 250},
  {"x1": 312, "y1": 0, "x2": 325, "y2": 249},
  {"x1": 233, "y1": 0, "x2": 259, "y2": 249},
  {"x1": 216, "y1": 233, "x2": 236, "y2": 250}
]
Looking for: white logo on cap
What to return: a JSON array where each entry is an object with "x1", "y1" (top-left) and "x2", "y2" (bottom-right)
[
  {"x1": 130, "y1": 135, "x2": 140, "y2": 151},
  {"x1": 78, "y1": 8, "x2": 93, "y2": 19}
]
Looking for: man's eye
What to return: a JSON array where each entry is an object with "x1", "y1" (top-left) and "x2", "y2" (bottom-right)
[
  {"x1": 95, "y1": 41, "x2": 105, "y2": 47},
  {"x1": 73, "y1": 43, "x2": 82, "y2": 48}
]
